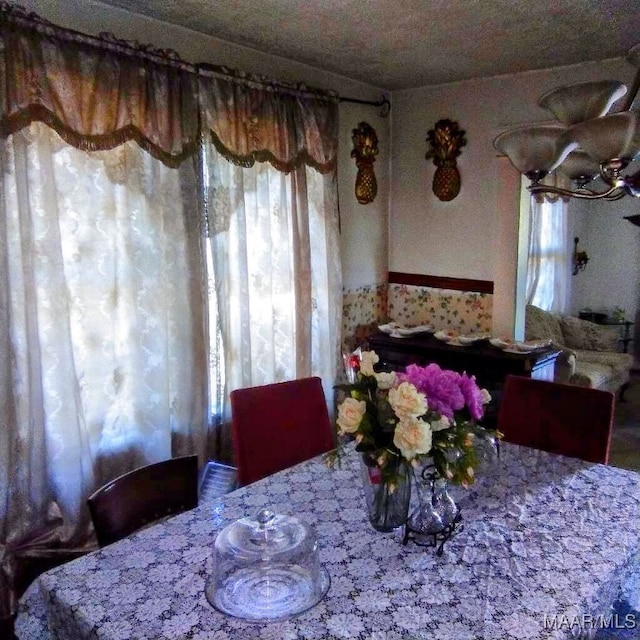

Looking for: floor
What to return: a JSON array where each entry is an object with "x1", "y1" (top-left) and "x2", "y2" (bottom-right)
[{"x1": 609, "y1": 373, "x2": 640, "y2": 472}]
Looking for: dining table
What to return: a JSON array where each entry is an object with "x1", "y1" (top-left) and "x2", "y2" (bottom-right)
[{"x1": 15, "y1": 442, "x2": 640, "y2": 640}]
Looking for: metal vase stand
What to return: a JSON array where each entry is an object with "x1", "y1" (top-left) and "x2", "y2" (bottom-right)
[{"x1": 402, "y1": 466, "x2": 463, "y2": 556}]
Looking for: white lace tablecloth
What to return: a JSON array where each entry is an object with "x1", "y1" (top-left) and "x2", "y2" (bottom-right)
[{"x1": 15, "y1": 444, "x2": 640, "y2": 640}]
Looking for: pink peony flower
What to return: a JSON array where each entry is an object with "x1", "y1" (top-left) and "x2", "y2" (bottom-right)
[
  {"x1": 459, "y1": 373, "x2": 486, "y2": 421},
  {"x1": 398, "y1": 363, "x2": 485, "y2": 421}
]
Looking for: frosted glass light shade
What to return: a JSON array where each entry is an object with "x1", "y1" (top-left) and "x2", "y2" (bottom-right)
[
  {"x1": 538, "y1": 81, "x2": 627, "y2": 126},
  {"x1": 562, "y1": 112, "x2": 640, "y2": 163},
  {"x1": 493, "y1": 124, "x2": 573, "y2": 178},
  {"x1": 557, "y1": 150, "x2": 601, "y2": 182}
]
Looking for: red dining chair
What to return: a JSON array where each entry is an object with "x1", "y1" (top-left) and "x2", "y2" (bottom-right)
[
  {"x1": 230, "y1": 376, "x2": 335, "y2": 486},
  {"x1": 88, "y1": 455, "x2": 199, "y2": 547},
  {"x1": 497, "y1": 375, "x2": 615, "y2": 463}
]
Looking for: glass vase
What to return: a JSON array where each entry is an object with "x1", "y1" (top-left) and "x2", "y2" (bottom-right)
[
  {"x1": 431, "y1": 477, "x2": 458, "y2": 527},
  {"x1": 360, "y1": 455, "x2": 411, "y2": 532}
]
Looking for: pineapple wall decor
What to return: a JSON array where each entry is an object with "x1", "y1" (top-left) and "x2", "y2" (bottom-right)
[
  {"x1": 426, "y1": 119, "x2": 466, "y2": 201},
  {"x1": 351, "y1": 121, "x2": 379, "y2": 204}
]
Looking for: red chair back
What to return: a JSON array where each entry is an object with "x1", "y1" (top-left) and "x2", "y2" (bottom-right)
[
  {"x1": 497, "y1": 375, "x2": 614, "y2": 463},
  {"x1": 230, "y1": 376, "x2": 335, "y2": 486}
]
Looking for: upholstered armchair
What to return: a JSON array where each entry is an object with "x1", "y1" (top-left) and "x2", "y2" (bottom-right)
[{"x1": 525, "y1": 305, "x2": 633, "y2": 397}]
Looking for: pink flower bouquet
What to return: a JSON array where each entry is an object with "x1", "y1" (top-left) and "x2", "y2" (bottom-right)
[{"x1": 330, "y1": 349, "x2": 500, "y2": 486}]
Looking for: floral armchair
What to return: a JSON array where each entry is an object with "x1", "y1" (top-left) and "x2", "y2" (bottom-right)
[{"x1": 525, "y1": 305, "x2": 633, "y2": 398}]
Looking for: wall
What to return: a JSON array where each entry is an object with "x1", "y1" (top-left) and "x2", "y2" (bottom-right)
[
  {"x1": 339, "y1": 103, "x2": 390, "y2": 347},
  {"x1": 19, "y1": 0, "x2": 391, "y2": 346},
  {"x1": 389, "y1": 58, "x2": 637, "y2": 334},
  {"x1": 569, "y1": 198, "x2": 640, "y2": 359}
]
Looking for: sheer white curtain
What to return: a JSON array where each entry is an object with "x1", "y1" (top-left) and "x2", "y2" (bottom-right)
[
  {"x1": 204, "y1": 144, "x2": 342, "y2": 458},
  {"x1": 0, "y1": 123, "x2": 208, "y2": 616},
  {"x1": 526, "y1": 190, "x2": 571, "y2": 313}
]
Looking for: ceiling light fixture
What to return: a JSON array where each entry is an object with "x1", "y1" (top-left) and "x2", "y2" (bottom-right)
[{"x1": 494, "y1": 44, "x2": 640, "y2": 200}]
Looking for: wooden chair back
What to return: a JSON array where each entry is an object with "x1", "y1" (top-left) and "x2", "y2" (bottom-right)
[
  {"x1": 88, "y1": 455, "x2": 199, "y2": 547},
  {"x1": 497, "y1": 375, "x2": 615, "y2": 463},
  {"x1": 230, "y1": 376, "x2": 335, "y2": 486}
]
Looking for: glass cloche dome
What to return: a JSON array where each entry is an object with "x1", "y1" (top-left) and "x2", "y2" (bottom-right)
[{"x1": 206, "y1": 509, "x2": 330, "y2": 622}]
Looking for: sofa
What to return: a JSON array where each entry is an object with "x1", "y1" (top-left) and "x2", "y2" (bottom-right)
[{"x1": 525, "y1": 305, "x2": 633, "y2": 397}]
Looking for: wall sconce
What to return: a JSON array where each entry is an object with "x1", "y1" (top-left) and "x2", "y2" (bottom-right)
[
  {"x1": 351, "y1": 122, "x2": 379, "y2": 204},
  {"x1": 426, "y1": 119, "x2": 466, "y2": 201},
  {"x1": 572, "y1": 237, "x2": 589, "y2": 275}
]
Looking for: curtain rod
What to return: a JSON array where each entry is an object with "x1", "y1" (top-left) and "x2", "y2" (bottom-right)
[
  {"x1": 339, "y1": 95, "x2": 391, "y2": 117},
  {"x1": 0, "y1": 3, "x2": 333, "y2": 102}
]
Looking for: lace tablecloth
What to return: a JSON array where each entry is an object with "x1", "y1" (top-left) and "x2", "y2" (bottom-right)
[{"x1": 15, "y1": 444, "x2": 640, "y2": 640}]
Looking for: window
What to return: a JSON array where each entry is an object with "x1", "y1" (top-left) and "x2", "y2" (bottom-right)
[{"x1": 525, "y1": 181, "x2": 570, "y2": 313}]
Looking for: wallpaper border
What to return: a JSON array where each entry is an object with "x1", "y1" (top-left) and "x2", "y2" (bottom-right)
[{"x1": 388, "y1": 271, "x2": 494, "y2": 294}]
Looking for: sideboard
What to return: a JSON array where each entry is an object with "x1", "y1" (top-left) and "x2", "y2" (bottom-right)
[{"x1": 366, "y1": 332, "x2": 561, "y2": 425}]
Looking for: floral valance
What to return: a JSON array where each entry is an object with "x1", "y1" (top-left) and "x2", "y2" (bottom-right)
[
  {"x1": 198, "y1": 66, "x2": 338, "y2": 174},
  {"x1": 0, "y1": 3, "x2": 339, "y2": 173},
  {"x1": 0, "y1": 4, "x2": 200, "y2": 167}
]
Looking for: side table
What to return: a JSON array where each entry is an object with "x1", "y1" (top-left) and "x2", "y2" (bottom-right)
[{"x1": 603, "y1": 320, "x2": 634, "y2": 354}]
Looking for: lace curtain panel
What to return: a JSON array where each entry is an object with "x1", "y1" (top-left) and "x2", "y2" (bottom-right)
[
  {"x1": 205, "y1": 143, "x2": 342, "y2": 458},
  {"x1": 0, "y1": 1, "x2": 342, "y2": 623},
  {"x1": 525, "y1": 191, "x2": 571, "y2": 313},
  {"x1": 0, "y1": 123, "x2": 209, "y2": 618}
]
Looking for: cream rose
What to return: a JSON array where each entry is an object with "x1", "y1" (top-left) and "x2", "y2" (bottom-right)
[
  {"x1": 393, "y1": 417, "x2": 433, "y2": 460},
  {"x1": 359, "y1": 350, "x2": 379, "y2": 377},
  {"x1": 481, "y1": 388, "x2": 492, "y2": 405},
  {"x1": 374, "y1": 371, "x2": 396, "y2": 390},
  {"x1": 388, "y1": 382, "x2": 427, "y2": 419},
  {"x1": 431, "y1": 415, "x2": 451, "y2": 432},
  {"x1": 336, "y1": 397, "x2": 366, "y2": 434}
]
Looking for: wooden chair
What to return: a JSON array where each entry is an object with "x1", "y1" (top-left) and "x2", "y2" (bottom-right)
[
  {"x1": 87, "y1": 455, "x2": 199, "y2": 547},
  {"x1": 230, "y1": 376, "x2": 335, "y2": 486},
  {"x1": 497, "y1": 375, "x2": 615, "y2": 463}
]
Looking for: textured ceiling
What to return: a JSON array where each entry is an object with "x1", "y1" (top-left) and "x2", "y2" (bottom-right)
[{"x1": 96, "y1": 0, "x2": 640, "y2": 89}]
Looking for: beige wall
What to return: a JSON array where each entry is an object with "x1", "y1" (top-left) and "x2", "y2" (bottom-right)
[
  {"x1": 569, "y1": 198, "x2": 640, "y2": 360},
  {"x1": 388, "y1": 57, "x2": 637, "y2": 333},
  {"x1": 20, "y1": 0, "x2": 391, "y2": 293}
]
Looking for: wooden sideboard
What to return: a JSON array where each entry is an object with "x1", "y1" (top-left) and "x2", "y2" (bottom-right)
[
  {"x1": 366, "y1": 332, "x2": 561, "y2": 426},
  {"x1": 367, "y1": 332, "x2": 560, "y2": 384}
]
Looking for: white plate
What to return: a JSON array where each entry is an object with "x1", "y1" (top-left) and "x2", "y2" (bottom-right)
[
  {"x1": 503, "y1": 346, "x2": 539, "y2": 354},
  {"x1": 513, "y1": 343, "x2": 537, "y2": 353},
  {"x1": 489, "y1": 338, "x2": 513, "y2": 350},
  {"x1": 503, "y1": 342, "x2": 548, "y2": 354},
  {"x1": 447, "y1": 338, "x2": 471, "y2": 347},
  {"x1": 396, "y1": 324, "x2": 435, "y2": 336},
  {"x1": 378, "y1": 323, "x2": 399, "y2": 335},
  {"x1": 379, "y1": 323, "x2": 435, "y2": 337},
  {"x1": 434, "y1": 330, "x2": 456, "y2": 342},
  {"x1": 514, "y1": 341, "x2": 551, "y2": 353}
]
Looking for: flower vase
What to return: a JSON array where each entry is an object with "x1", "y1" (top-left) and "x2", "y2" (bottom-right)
[{"x1": 360, "y1": 456, "x2": 411, "y2": 532}]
